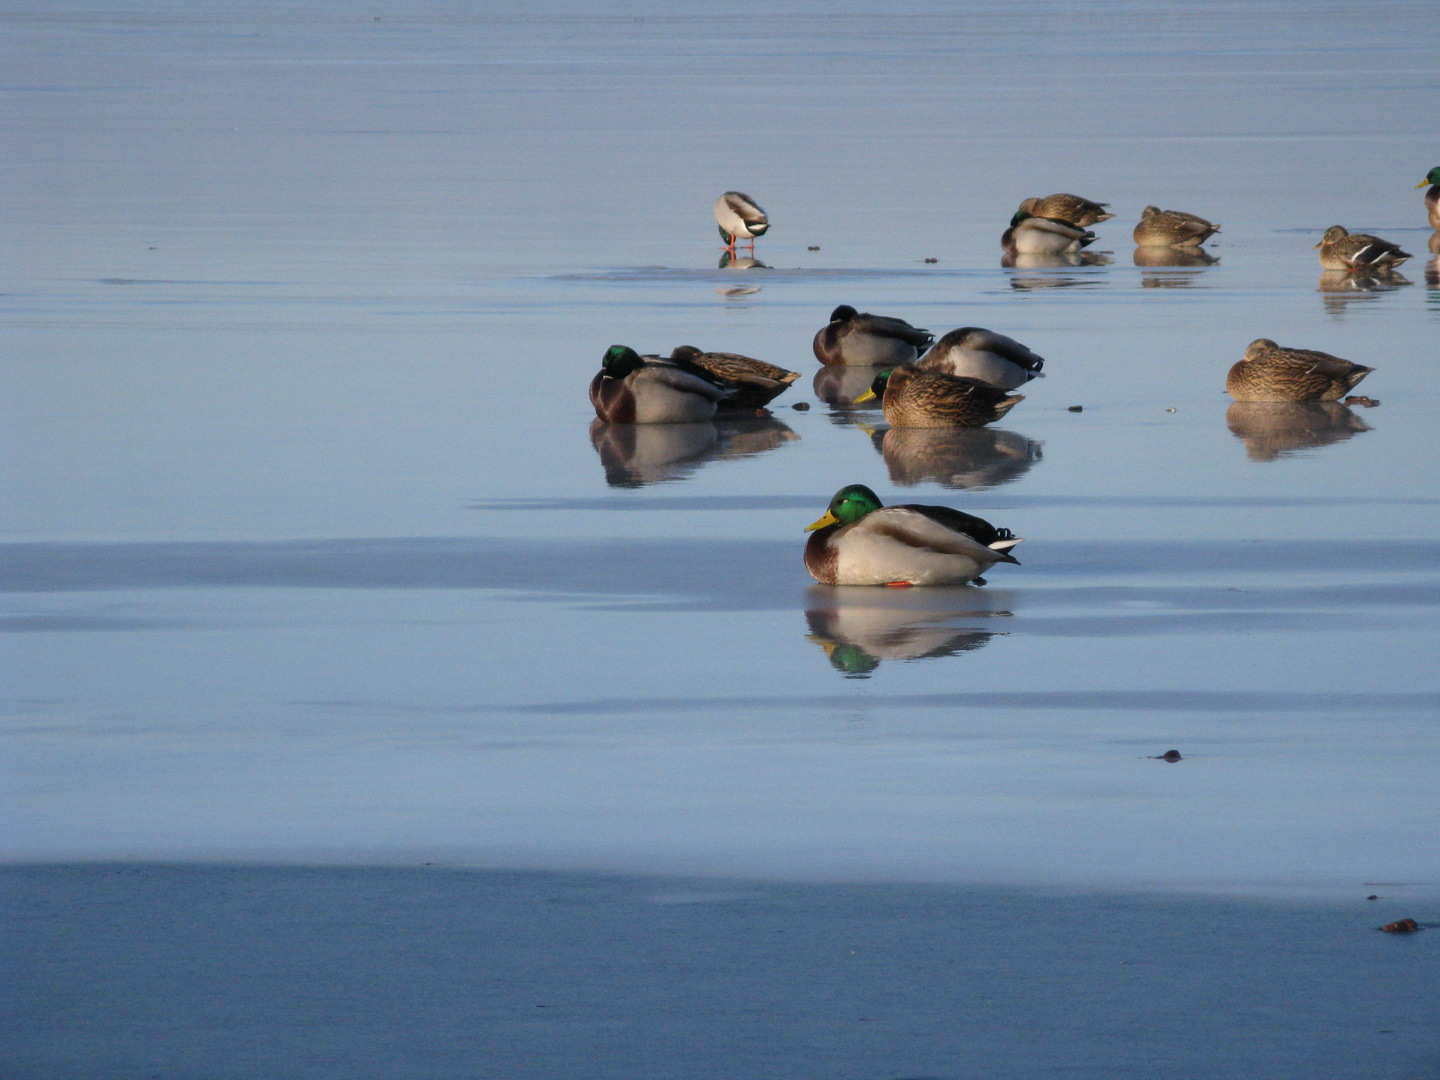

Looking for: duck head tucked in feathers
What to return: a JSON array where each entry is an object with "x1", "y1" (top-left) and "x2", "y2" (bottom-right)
[
  {"x1": 917, "y1": 327, "x2": 1046, "y2": 389},
  {"x1": 813, "y1": 304, "x2": 934, "y2": 367},
  {"x1": 1002, "y1": 211, "x2": 1097, "y2": 255},
  {"x1": 1225, "y1": 338, "x2": 1375, "y2": 402},
  {"x1": 589, "y1": 344, "x2": 730, "y2": 424}
]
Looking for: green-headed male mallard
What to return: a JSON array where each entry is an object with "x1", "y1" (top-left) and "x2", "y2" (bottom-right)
[
  {"x1": 1314, "y1": 226, "x2": 1411, "y2": 272},
  {"x1": 803, "y1": 483, "x2": 1022, "y2": 586},
  {"x1": 714, "y1": 191, "x2": 769, "y2": 252},
  {"x1": 917, "y1": 327, "x2": 1046, "y2": 390},
  {"x1": 666, "y1": 345, "x2": 800, "y2": 409},
  {"x1": 590, "y1": 345, "x2": 729, "y2": 423},
  {"x1": 1417, "y1": 167, "x2": 1440, "y2": 230},
  {"x1": 1225, "y1": 338, "x2": 1375, "y2": 402},
  {"x1": 1002, "y1": 211, "x2": 1096, "y2": 256},
  {"x1": 1133, "y1": 205, "x2": 1220, "y2": 248},
  {"x1": 1018, "y1": 194, "x2": 1114, "y2": 226},
  {"x1": 856, "y1": 365, "x2": 1024, "y2": 428},
  {"x1": 812, "y1": 304, "x2": 935, "y2": 367}
]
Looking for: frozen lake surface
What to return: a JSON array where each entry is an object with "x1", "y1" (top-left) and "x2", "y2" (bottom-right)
[{"x1": 3, "y1": 3, "x2": 1439, "y2": 1076}]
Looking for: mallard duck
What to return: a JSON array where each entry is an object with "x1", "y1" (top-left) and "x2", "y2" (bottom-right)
[
  {"x1": 714, "y1": 191, "x2": 769, "y2": 251},
  {"x1": 667, "y1": 345, "x2": 800, "y2": 409},
  {"x1": 855, "y1": 365, "x2": 1024, "y2": 428},
  {"x1": 1417, "y1": 167, "x2": 1440, "y2": 230},
  {"x1": 1314, "y1": 226, "x2": 1411, "y2": 271},
  {"x1": 1001, "y1": 211, "x2": 1096, "y2": 255},
  {"x1": 1018, "y1": 194, "x2": 1114, "y2": 226},
  {"x1": 812, "y1": 305, "x2": 934, "y2": 366},
  {"x1": 803, "y1": 483, "x2": 1022, "y2": 586},
  {"x1": 1133, "y1": 205, "x2": 1220, "y2": 248},
  {"x1": 1226, "y1": 339, "x2": 1374, "y2": 402},
  {"x1": 589, "y1": 345, "x2": 729, "y2": 423},
  {"x1": 917, "y1": 327, "x2": 1045, "y2": 389}
]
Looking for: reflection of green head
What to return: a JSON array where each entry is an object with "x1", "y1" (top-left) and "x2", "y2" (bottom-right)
[
  {"x1": 601, "y1": 345, "x2": 644, "y2": 378},
  {"x1": 828, "y1": 642, "x2": 880, "y2": 677},
  {"x1": 828, "y1": 483, "x2": 884, "y2": 525}
]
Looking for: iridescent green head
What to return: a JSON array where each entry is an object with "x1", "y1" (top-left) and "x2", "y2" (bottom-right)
[
  {"x1": 805, "y1": 483, "x2": 884, "y2": 532},
  {"x1": 601, "y1": 345, "x2": 645, "y2": 378},
  {"x1": 1010, "y1": 210, "x2": 1033, "y2": 227},
  {"x1": 1418, "y1": 166, "x2": 1440, "y2": 188},
  {"x1": 853, "y1": 368, "x2": 894, "y2": 405}
]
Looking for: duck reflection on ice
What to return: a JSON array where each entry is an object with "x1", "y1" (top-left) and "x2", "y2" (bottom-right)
[
  {"x1": 1134, "y1": 247, "x2": 1219, "y2": 269},
  {"x1": 1316, "y1": 268, "x2": 1412, "y2": 316},
  {"x1": 1135, "y1": 246, "x2": 1219, "y2": 289},
  {"x1": 805, "y1": 589, "x2": 1010, "y2": 678},
  {"x1": 718, "y1": 252, "x2": 768, "y2": 271},
  {"x1": 589, "y1": 415, "x2": 798, "y2": 487},
  {"x1": 1002, "y1": 250, "x2": 1112, "y2": 290},
  {"x1": 1225, "y1": 400, "x2": 1372, "y2": 462},
  {"x1": 873, "y1": 425, "x2": 1041, "y2": 489}
]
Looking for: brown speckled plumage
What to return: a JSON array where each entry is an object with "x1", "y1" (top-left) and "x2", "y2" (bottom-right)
[
  {"x1": 667, "y1": 345, "x2": 800, "y2": 409},
  {"x1": 1226, "y1": 339, "x2": 1374, "y2": 402},
  {"x1": 1017, "y1": 193, "x2": 1114, "y2": 226},
  {"x1": 867, "y1": 365, "x2": 1024, "y2": 428},
  {"x1": 1314, "y1": 225, "x2": 1411, "y2": 271},
  {"x1": 1133, "y1": 205, "x2": 1220, "y2": 248}
]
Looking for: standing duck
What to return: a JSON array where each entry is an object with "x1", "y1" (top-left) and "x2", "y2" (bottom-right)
[
  {"x1": 714, "y1": 191, "x2": 769, "y2": 252},
  {"x1": 917, "y1": 328, "x2": 1046, "y2": 390},
  {"x1": 1417, "y1": 167, "x2": 1440, "y2": 230},
  {"x1": 1133, "y1": 205, "x2": 1221, "y2": 248},
  {"x1": 803, "y1": 483, "x2": 1022, "y2": 586},
  {"x1": 855, "y1": 366, "x2": 1024, "y2": 428},
  {"x1": 1314, "y1": 226, "x2": 1411, "y2": 272},
  {"x1": 1002, "y1": 211, "x2": 1097, "y2": 255},
  {"x1": 812, "y1": 305, "x2": 934, "y2": 366},
  {"x1": 666, "y1": 345, "x2": 800, "y2": 409},
  {"x1": 589, "y1": 345, "x2": 730, "y2": 423},
  {"x1": 1226, "y1": 339, "x2": 1375, "y2": 402}
]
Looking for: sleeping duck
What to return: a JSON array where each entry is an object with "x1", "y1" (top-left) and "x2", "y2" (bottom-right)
[
  {"x1": 1017, "y1": 193, "x2": 1114, "y2": 226},
  {"x1": 589, "y1": 345, "x2": 729, "y2": 423},
  {"x1": 1225, "y1": 339, "x2": 1375, "y2": 402},
  {"x1": 1002, "y1": 211, "x2": 1097, "y2": 255},
  {"x1": 666, "y1": 345, "x2": 801, "y2": 409},
  {"x1": 917, "y1": 327, "x2": 1046, "y2": 389},
  {"x1": 803, "y1": 483, "x2": 1022, "y2": 586},
  {"x1": 813, "y1": 305, "x2": 935, "y2": 366},
  {"x1": 1132, "y1": 205, "x2": 1220, "y2": 248}
]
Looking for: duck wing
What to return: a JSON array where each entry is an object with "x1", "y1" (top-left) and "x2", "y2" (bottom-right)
[
  {"x1": 872, "y1": 506, "x2": 1021, "y2": 564},
  {"x1": 850, "y1": 313, "x2": 934, "y2": 348}
]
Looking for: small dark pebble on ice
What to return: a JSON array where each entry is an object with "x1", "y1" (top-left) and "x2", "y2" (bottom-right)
[
  {"x1": 1379, "y1": 918, "x2": 1419, "y2": 933},
  {"x1": 1345, "y1": 395, "x2": 1379, "y2": 407},
  {"x1": 924, "y1": 257, "x2": 938, "y2": 263},
  {"x1": 1068, "y1": 405, "x2": 1083, "y2": 412},
  {"x1": 754, "y1": 407, "x2": 772, "y2": 418},
  {"x1": 1147, "y1": 749, "x2": 1182, "y2": 761},
  {"x1": 808, "y1": 245, "x2": 820, "y2": 251},
  {"x1": 792, "y1": 401, "x2": 810, "y2": 411},
  {"x1": 1367, "y1": 895, "x2": 1378, "y2": 900}
]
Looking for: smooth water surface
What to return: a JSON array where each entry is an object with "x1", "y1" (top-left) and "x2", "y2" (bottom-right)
[{"x1": 4, "y1": 2, "x2": 1439, "y2": 896}]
